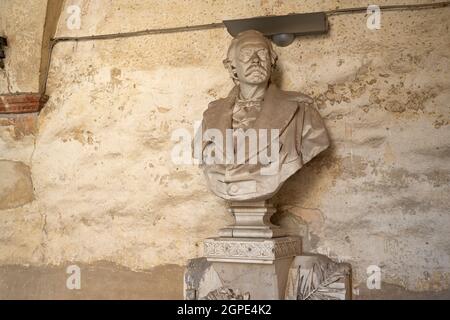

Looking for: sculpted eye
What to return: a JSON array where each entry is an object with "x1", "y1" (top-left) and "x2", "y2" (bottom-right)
[
  {"x1": 258, "y1": 49, "x2": 269, "y2": 58},
  {"x1": 238, "y1": 49, "x2": 253, "y2": 62}
]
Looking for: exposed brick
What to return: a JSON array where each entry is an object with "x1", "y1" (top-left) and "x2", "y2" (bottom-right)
[{"x1": 0, "y1": 93, "x2": 48, "y2": 114}]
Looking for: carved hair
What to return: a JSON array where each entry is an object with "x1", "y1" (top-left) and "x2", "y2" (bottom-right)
[{"x1": 223, "y1": 30, "x2": 278, "y2": 84}]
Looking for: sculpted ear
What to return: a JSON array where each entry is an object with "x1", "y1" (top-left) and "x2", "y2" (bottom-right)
[{"x1": 223, "y1": 58, "x2": 239, "y2": 84}]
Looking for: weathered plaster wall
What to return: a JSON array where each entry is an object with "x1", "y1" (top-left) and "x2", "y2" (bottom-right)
[
  {"x1": 0, "y1": 0, "x2": 47, "y2": 93},
  {"x1": 0, "y1": 0, "x2": 46, "y2": 170},
  {"x1": 0, "y1": 0, "x2": 449, "y2": 298},
  {"x1": 0, "y1": 0, "x2": 48, "y2": 273}
]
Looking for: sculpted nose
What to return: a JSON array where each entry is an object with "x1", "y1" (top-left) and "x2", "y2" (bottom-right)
[{"x1": 251, "y1": 53, "x2": 260, "y2": 63}]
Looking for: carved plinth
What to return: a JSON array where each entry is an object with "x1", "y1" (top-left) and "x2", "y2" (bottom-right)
[
  {"x1": 200, "y1": 237, "x2": 301, "y2": 299},
  {"x1": 219, "y1": 200, "x2": 285, "y2": 238},
  {"x1": 204, "y1": 236, "x2": 301, "y2": 264}
]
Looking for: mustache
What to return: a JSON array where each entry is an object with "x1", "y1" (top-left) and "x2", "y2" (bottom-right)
[{"x1": 245, "y1": 65, "x2": 267, "y2": 76}]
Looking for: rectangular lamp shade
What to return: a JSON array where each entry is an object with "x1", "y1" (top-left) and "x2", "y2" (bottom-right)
[{"x1": 223, "y1": 12, "x2": 328, "y2": 37}]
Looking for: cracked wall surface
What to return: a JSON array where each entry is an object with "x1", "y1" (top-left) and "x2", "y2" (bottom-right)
[{"x1": 0, "y1": 0, "x2": 449, "y2": 298}]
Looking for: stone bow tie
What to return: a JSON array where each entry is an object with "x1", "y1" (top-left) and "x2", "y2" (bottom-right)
[{"x1": 232, "y1": 99, "x2": 262, "y2": 129}]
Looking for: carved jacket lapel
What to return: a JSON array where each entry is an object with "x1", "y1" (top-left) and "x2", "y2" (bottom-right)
[
  {"x1": 201, "y1": 84, "x2": 299, "y2": 161},
  {"x1": 202, "y1": 86, "x2": 237, "y2": 153},
  {"x1": 253, "y1": 84, "x2": 299, "y2": 132},
  {"x1": 242, "y1": 84, "x2": 299, "y2": 161}
]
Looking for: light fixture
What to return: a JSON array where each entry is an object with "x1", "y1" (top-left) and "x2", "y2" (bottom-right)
[
  {"x1": 223, "y1": 12, "x2": 328, "y2": 47},
  {"x1": 271, "y1": 33, "x2": 295, "y2": 47},
  {"x1": 0, "y1": 37, "x2": 7, "y2": 69}
]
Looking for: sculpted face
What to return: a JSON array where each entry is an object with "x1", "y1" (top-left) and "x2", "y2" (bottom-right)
[{"x1": 233, "y1": 40, "x2": 272, "y2": 85}]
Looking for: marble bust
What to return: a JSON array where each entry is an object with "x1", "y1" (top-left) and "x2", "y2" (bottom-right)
[{"x1": 197, "y1": 30, "x2": 329, "y2": 201}]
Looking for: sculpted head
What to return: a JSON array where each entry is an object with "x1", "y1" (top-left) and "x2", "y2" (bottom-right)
[{"x1": 223, "y1": 30, "x2": 278, "y2": 86}]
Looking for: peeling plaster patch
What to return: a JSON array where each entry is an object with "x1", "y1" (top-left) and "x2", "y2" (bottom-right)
[
  {"x1": 58, "y1": 127, "x2": 96, "y2": 145},
  {"x1": 273, "y1": 205, "x2": 325, "y2": 251},
  {"x1": 0, "y1": 160, "x2": 34, "y2": 210},
  {"x1": 110, "y1": 67, "x2": 122, "y2": 88},
  {"x1": 424, "y1": 170, "x2": 450, "y2": 188},
  {"x1": 0, "y1": 114, "x2": 38, "y2": 141},
  {"x1": 385, "y1": 100, "x2": 406, "y2": 113},
  {"x1": 340, "y1": 155, "x2": 369, "y2": 179}
]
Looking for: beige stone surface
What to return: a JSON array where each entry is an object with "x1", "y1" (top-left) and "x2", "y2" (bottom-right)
[
  {"x1": 0, "y1": 0, "x2": 47, "y2": 93},
  {"x1": 0, "y1": 0, "x2": 449, "y2": 297},
  {"x1": 0, "y1": 262, "x2": 183, "y2": 299}
]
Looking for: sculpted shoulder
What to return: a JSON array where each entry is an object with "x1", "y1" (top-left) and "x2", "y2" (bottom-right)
[
  {"x1": 202, "y1": 97, "x2": 230, "y2": 124},
  {"x1": 277, "y1": 88, "x2": 314, "y2": 105},
  {"x1": 203, "y1": 86, "x2": 239, "y2": 117},
  {"x1": 205, "y1": 97, "x2": 227, "y2": 111}
]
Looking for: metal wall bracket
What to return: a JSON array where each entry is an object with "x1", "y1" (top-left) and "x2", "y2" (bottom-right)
[{"x1": 223, "y1": 12, "x2": 328, "y2": 46}]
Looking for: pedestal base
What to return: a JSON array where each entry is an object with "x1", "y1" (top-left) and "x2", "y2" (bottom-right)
[
  {"x1": 184, "y1": 252, "x2": 353, "y2": 300},
  {"x1": 184, "y1": 200, "x2": 352, "y2": 300},
  {"x1": 200, "y1": 236, "x2": 301, "y2": 299},
  {"x1": 211, "y1": 258, "x2": 294, "y2": 299}
]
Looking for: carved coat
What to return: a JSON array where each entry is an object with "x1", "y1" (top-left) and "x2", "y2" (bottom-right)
[{"x1": 197, "y1": 84, "x2": 329, "y2": 201}]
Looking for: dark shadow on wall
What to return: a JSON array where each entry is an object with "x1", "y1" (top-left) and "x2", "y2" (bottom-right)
[{"x1": 274, "y1": 146, "x2": 339, "y2": 206}]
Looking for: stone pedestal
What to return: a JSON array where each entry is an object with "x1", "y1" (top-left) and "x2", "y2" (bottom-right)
[
  {"x1": 202, "y1": 237, "x2": 301, "y2": 299},
  {"x1": 199, "y1": 200, "x2": 302, "y2": 299},
  {"x1": 184, "y1": 200, "x2": 352, "y2": 300},
  {"x1": 184, "y1": 253, "x2": 353, "y2": 300}
]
